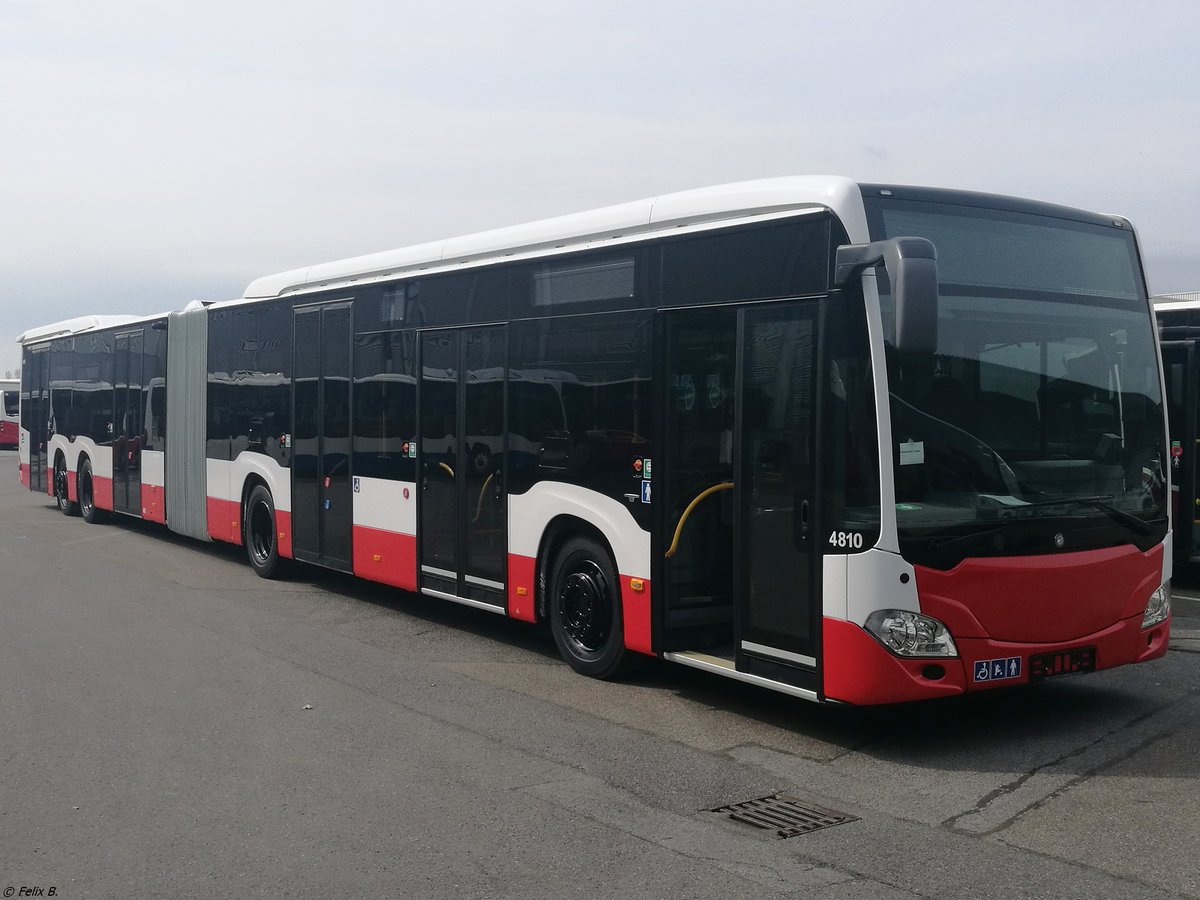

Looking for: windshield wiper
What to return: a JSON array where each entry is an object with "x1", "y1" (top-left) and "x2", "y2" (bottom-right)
[{"x1": 1021, "y1": 495, "x2": 1159, "y2": 536}]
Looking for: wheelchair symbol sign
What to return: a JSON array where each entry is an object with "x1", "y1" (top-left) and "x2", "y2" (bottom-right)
[{"x1": 973, "y1": 656, "x2": 1021, "y2": 682}]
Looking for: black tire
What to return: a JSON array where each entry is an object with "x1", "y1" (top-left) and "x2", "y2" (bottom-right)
[
  {"x1": 245, "y1": 484, "x2": 285, "y2": 579},
  {"x1": 54, "y1": 455, "x2": 79, "y2": 516},
  {"x1": 79, "y1": 458, "x2": 103, "y2": 524},
  {"x1": 548, "y1": 536, "x2": 630, "y2": 679}
]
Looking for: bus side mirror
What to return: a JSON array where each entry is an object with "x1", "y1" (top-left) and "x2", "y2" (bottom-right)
[{"x1": 834, "y1": 236, "x2": 939, "y2": 354}]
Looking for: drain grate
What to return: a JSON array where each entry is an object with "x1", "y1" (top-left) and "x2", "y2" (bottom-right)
[{"x1": 709, "y1": 793, "x2": 857, "y2": 839}]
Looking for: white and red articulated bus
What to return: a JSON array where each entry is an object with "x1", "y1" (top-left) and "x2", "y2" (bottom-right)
[
  {"x1": 0, "y1": 378, "x2": 19, "y2": 449},
  {"x1": 18, "y1": 178, "x2": 1172, "y2": 703}
]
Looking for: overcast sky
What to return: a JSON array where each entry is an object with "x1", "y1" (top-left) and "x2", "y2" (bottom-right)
[{"x1": 2, "y1": 0, "x2": 1198, "y2": 374}]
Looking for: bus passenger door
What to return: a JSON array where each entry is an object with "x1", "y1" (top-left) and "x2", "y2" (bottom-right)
[
  {"x1": 1163, "y1": 340, "x2": 1198, "y2": 563},
  {"x1": 662, "y1": 301, "x2": 822, "y2": 692},
  {"x1": 661, "y1": 309, "x2": 738, "y2": 650},
  {"x1": 27, "y1": 347, "x2": 50, "y2": 493},
  {"x1": 113, "y1": 329, "x2": 144, "y2": 516},
  {"x1": 418, "y1": 326, "x2": 507, "y2": 607},
  {"x1": 735, "y1": 303, "x2": 821, "y2": 688},
  {"x1": 292, "y1": 302, "x2": 354, "y2": 571}
]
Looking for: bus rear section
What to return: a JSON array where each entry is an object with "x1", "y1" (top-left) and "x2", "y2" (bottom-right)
[{"x1": 17, "y1": 316, "x2": 168, "y2": 522}]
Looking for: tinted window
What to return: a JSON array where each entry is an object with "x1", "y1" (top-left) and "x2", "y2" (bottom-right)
[
  {"x1": 508, "y1": 311, "x2": 653, "y2": 529},
  {"x1": 512, "y1": 249, "x2": 646, "y2": 317},
  {"x1": 662, "y1": 216, "x2": 830, "y2": 307},
  {"x1": 354, "y1": 329, "x2": 416, "y2": 481},
  {"x1": 207, "y1": 309, "x2": 234, "y2": 460},
  {"x1": 406, "y1": 273, "x2": 471, "y2": 327},
  {"x1": 3, "y1": 391, "x2": 17, "y2": 417},
  {"x1": 874, "y1": 204, "x2": 1140, "y2": 301},
  {"x1": 533, "y1": 254, "x2": 635, "y2": 307},
  {"x1": 142, "y1": 322, "x2": 168, "y2": 452}
]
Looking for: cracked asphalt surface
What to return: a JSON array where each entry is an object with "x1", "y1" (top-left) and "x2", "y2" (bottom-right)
[{"x1": 2, "y1": 448, "x2": 1198, "y2": 899}]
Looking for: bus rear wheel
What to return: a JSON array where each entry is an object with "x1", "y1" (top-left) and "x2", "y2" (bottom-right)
[
  {"x1": 548, "y1": 536, "x2": 631, "y2": 679},
  {"x1": 55, "y1": 455, "x2": 78, "y2": 516},
  {"x1": 79, "y1": 458, "x2": 103, "y2": 524},
  {"x1": 245, "y1": 484, "x2": 286, "y2": 580}
]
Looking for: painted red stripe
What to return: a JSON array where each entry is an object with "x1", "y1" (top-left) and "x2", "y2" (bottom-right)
[
  {"x1": 507, "y1": 554, "x2": 537, "y2": 623},
  {"x1": 67, "y1": 470, "x2": 78, "y2": 504},
  {"x1": 822, "y1": 617, "x2": 966, "y2": 705},
  {"x1": 19, "y1": 463, "x2": 29, "y2": 488},
  {"x1": 352, "y1": 524, "x2": 416, "y2": 591},
  {"x1": 141, "y1": 483, "x2": 165, "y2": 524},
  {"x1": 92, "y1": 474, "x2": 113, "y2": 511},
  {"x1": 915, "y1": 544, "x2": 1163, "y2": 643},
  {"x1": 277, "y1": 509, "x2": 293, "y2": 560},
  {"x1": 206, "y1": 497, "x2": 241, "y2": 545},
  {"x1": 621, "y1": 575, "x2": 652, "y2": 655},
  {"x1": 0, "y1": 421, "x2": 17, "y2": 446}
]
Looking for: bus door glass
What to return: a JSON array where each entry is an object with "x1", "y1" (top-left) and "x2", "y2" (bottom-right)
[
  {"x1": 291, "y1": 302, "x2": 353, "y2": 570},
  {"x1": 737, "y1": 302, "x2": 821, "y2": 677},
  {"x1": 1162, "y1": 340, "x2": 1198, "y2": 561},
  {"x1": 418, "y1": 326, "x2": 506, "y2": 606},
  {"x1": 662, "y1": 301, "x2": 821, "y2": 685},
  {"x1": 28, "y1": 347, "x2": 50, "y2": 492},
  {"x1": 114, "y1": 329, "x2": 144, "y2": 515},
  {"x1": 661, "y1": 308, "x2": 737, "y2": 651}
]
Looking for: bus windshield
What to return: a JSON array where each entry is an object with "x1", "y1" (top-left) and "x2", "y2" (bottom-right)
[{"x1": 866, "y1": 198, "x2": 1168, "y2": 569}]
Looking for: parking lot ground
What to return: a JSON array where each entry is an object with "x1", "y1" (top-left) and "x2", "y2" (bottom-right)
[{"x1": 2, "y1": 449, "x2": 1198, "y2": 899}]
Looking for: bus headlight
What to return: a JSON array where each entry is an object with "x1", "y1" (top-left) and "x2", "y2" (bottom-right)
[
  {"x1": 864, "y1": 609, "x2": 958, "y2": 658},
  {"x1": 1142, "y1": 584, "x2": 1170, "y2": 628}
]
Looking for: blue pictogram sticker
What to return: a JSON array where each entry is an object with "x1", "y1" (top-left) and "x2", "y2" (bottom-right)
[
  {"x1": 641, "y1": 480, "x2": 652, "y2": 504},
  {"x1": 973, "y1": 656, "x2": 1022, "y2": 682}
]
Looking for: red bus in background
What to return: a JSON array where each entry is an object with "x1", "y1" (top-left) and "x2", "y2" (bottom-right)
[{"x1": 0, "y1": 378, "x2": 18, "y2": 449}]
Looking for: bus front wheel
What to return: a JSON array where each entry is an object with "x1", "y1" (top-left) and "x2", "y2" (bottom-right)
[
  {"x1": 548, "y1": 536, "x2": 630, "y2": 679},
  {"x1": 245, "y1": 484, "x2": 286, "y2": 580}
]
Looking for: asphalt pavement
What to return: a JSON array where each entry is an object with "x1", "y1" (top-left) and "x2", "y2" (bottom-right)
[
  {"x1": 3, "y1": 449, "x2": 1199, "y2": 900},
  {"x1": 1168, "y1": 576, "x2": 1200, "y2": 653}
]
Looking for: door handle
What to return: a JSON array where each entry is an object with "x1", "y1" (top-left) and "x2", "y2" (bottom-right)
[{"x1": 797, "y1": 498, "x2": 810, "y2": 542}]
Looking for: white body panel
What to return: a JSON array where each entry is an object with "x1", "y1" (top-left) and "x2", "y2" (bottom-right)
[
  {"x1": 508, "y1": 482, "x2": 650, "y2": 580},
  {"x1": 141, "y1": 449, "x2": 165, "y2": 488},
  {"x1": 353, "y1": 476, "x2": 416, "y2": 535},
  {"x1": 207, "y1": 452, "x2": 292, "y2": 511},
  {"x1": 845, "y1": 548, "x2": 920, "y2": 626},
  {"x1": 49, "y1": 434, "x2": 112, "y2": 480},
  {"x1": 821, "y1": 554, "x2": 848, "y2": 619}
]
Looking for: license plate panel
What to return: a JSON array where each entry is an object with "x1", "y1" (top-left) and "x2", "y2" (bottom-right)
[{"x1": 1029, "y1": 646, "x2": 1096, "y2": 680}]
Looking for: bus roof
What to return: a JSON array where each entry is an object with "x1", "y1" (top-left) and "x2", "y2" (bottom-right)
[
  {"x1": 17, "y1": 313, "x2": 169, "y2": 346},
  {"x1": 1154, "y1": 291, "x2": 1200, "y2": 310},
  {"x1": 238, "y1": 176, "x2": 869, "y2": 301}
]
